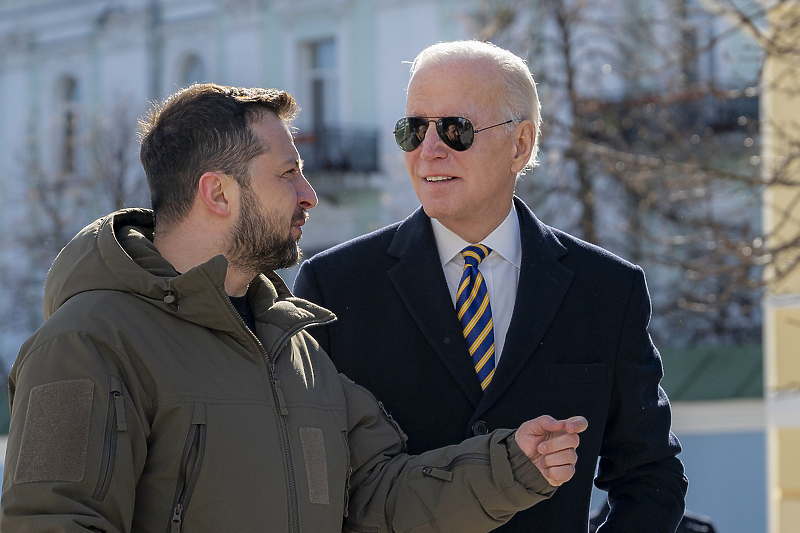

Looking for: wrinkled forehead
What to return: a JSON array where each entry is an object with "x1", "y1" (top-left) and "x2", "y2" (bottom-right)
[{"x1": 406, "y1": 58, "x2": 503, "y2": 118}]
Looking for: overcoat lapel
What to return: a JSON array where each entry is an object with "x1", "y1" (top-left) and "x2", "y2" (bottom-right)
[
  {"x1": 477, "y1": 198, "x2": 574, "y2": 415},
  {"x1": 387, "y1": 209, "x2": 484, "y2": 408}
]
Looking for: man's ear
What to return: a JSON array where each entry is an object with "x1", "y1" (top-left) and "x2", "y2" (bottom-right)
[
  {"x1": 197, "y1": 171, "x2": 234, "y2": 217},
  {"x1": 511, "y1": 121, "x2": 536, "y2": 174}
]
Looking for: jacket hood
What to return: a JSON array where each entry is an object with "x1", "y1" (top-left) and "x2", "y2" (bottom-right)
[{"x1": 43, "y1": 208, "x2": 333, "y2": 336}]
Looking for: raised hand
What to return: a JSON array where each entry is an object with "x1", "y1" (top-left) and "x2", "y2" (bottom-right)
[{"x1": 515, "y1": 415, "x2": 588, "y2": 487}]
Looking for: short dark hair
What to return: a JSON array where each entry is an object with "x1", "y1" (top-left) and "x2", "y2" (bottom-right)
[{"x1": 139, "y1": 83, "x2": 298, "y2": 229}]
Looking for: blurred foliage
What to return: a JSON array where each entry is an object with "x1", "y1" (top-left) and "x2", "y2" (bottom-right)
[
  {"x1": 0, "y1": 100, "x2": 149, "y2": 360},
  {"x1": 472, "y1": 0, "x2": 800, "y2": 347}
]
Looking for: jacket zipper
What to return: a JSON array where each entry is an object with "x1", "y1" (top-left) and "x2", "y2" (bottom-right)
[
  {"x1": 217, "y1": 285, "x2": 335, "y2": 533},
  {"x1": 168, "y1": 404, "x2": 207, "y2": 533},
  {"x1": 93, "y1": 377, "x2": 127, "y2": 501},
  {"x1": 265, "y1": 324, "x2": 332, "y2": 533},
  {"x1": 342, "y1": 431, "x2": 352, "y2": 518},
  {"x1": 421, "y1": 453, "x2": 492, "y2": 482}
]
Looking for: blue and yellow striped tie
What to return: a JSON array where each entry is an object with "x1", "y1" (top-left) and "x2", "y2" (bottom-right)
[{"x1": 456, "y1": 244, "x2": 495, "y2": 391}]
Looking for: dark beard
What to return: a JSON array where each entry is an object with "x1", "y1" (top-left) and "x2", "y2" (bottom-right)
[{"x1": 225, "y1": 187, "x2": 303, "y2": 277}]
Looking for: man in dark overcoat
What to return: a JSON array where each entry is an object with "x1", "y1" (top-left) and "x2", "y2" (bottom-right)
[{"x1": 294, "y1": 40, "x2": 688, "y2": 533}]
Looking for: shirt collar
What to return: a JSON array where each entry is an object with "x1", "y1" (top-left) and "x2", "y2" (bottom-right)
[{"x1": 431, "y1": 204, "x2": 521, "y2": 269}]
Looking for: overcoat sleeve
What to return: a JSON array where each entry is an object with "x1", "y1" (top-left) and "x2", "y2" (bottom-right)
[{"x1": 595, "y1": 268, "x2": 688, "y2": 533}]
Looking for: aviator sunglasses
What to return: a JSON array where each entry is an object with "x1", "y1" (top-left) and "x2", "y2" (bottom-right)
[{"x1": 394, "y1": 116, "x2": 513, "y2": 152}]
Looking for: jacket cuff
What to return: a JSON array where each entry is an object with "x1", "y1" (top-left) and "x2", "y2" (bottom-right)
[{"x1": 506, "y1": 431, "x2": 557, "y2": 498}]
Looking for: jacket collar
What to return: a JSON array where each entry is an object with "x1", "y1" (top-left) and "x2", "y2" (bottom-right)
[{"x1": 44, "y1": 209, "x2": 334, "y2": 350}]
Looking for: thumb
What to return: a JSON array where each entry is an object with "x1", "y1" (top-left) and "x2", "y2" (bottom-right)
[{"x1": 519, "y1": 415, "x2": 565, "y2": 436}]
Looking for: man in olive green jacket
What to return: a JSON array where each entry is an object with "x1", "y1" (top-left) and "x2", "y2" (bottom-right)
[{"x1": 1, "y1": 84, "x2": 586, "y2": 533}]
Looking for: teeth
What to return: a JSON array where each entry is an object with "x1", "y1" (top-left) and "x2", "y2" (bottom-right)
[{"x1": 426, "y1": 176, "x2": 453, "y2": 182}]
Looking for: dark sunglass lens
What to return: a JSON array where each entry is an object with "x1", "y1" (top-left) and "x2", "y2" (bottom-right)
[
  {"x1": 394, "y1": 117, "x2": 428, "y2": 152},
  {"x1": 437, "y1": 117, "x2": 473, "y2": 151}
]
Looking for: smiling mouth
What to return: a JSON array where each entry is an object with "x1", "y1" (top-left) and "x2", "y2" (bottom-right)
[{"x1": 425, "y1": 176, "x2": 455, "y2": 182}]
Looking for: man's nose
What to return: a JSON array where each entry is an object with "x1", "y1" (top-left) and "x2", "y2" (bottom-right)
[
  {"x1": 419, "y1": 121, "x2": 447, "y2": 159},
  {"x1": 296, "y1": 174, "x2": 318, "y2": 209}
]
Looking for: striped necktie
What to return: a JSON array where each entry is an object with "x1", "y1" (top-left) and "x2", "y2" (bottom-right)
[{"x1": 456, "y1": 244, "x2": 495, "y2": 390}]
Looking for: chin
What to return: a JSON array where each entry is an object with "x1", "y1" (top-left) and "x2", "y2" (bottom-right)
[{"x1": 420, "y1": 200, "x2": 457, "y2": 220}]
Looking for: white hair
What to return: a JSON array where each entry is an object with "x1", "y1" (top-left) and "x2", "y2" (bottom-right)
[{"x1": 409, "y1": 40, "x2": 542, "y2": 169}]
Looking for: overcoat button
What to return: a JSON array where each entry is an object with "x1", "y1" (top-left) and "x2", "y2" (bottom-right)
[{"x1": 472, "y1": 420, "x2": 489, "y2": 436}]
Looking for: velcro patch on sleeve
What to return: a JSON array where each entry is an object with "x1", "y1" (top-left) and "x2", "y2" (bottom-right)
[
  {"x1": 14, "y1": 379, "x2": 95, "y2": 484},
  {"x1": 299, "y1": 427, "x2": 329, "y2": 505}
]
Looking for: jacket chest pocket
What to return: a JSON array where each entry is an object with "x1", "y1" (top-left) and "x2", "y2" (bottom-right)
[
  {"x1": 93, "y1": 376, "x2": 127, "y2": 501},
  {"x1": 549, "y1": 363, "x2": 607, "y2": 384},
  {"x1": 168, "y1": 403, "x2": 207, "y2": 533}
]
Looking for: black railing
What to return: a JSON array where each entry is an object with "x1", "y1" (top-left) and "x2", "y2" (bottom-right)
[
  {"x1": 295, "y1": 126, "x2": 379, "y2": 173},
  {"x1": 578, "y1": 90, "x2": 759, "y2": 146}
]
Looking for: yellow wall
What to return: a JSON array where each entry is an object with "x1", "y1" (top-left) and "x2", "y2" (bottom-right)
[{"x1": 763, "y1": 3, "x2": 800, "y2": 533}]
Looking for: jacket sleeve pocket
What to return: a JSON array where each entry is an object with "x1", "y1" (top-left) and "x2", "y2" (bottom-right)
[
  {"x1": 14, "y1": 379, "x2": 95, "y2": 484},
  {"x1": 341, "y1": 430, "x2": 352, "y2": 517},
  {"x1": 549, "y1": 363, "x2": 607, "y2": 383},
  {"x1": 421, "y1": 453, "x2": 491, "y2": 482},
  {"x1": 92, "y1": 375, "x2": 127, "y2": 501}
]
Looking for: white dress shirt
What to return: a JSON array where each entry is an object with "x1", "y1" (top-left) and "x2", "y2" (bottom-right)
[{"x1": 431, "y1": 204, "x2": 521, "y2": 362}]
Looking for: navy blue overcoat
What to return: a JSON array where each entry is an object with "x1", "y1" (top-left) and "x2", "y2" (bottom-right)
[{"x1": 294, "y1": 197, "x2": 687, "y2": 533}]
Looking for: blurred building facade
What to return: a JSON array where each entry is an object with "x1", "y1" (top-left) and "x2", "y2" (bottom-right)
[
  {"x1": 0, "y1": 0, "x2": 482, "y2": 363},
  {"x1": 0, "y1": 0, "x2": 469, "y2": 260}
]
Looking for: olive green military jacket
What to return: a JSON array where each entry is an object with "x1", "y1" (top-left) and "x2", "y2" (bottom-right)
[{"x1": 1, "y1": 209, "x2": 554, "y2": 533}]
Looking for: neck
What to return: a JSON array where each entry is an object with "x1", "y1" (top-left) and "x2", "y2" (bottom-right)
[
  {"x1": 223, "y1": 269, "x2": 254, "y2": 297},
  {"x1": 447, "y1": 225, "x2": 494, "y2": 244},
  {"x1": 438, "y1": 204, "x2": 513, "y2": 244},
  {"x1": 153, "y1": 216, "x2": 253, "y2": 295},
  {"x1": 155, "y1": 229, "x2": 253, "y2": 297},
  {"x1": 153, "y1": 227, "x2": 213, "y2": 274}
]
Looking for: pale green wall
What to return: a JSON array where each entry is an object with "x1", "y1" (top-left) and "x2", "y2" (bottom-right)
[
  {"x1": 347, "y1": 0, "x2": 377, "y2": 128},
  {"x1": 260, "y1": 3, "x2": 284, "y2": 88}
]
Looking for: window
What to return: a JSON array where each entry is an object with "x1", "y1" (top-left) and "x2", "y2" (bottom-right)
[
  {"x1": 294, "y1": 37, "x2": 378, "y2": 173},
  {"x1": 305, "y1": 39, "x2": 338, "y2": 131},
  {"x1": 58, "y1": 77, "x2": 80, "y2": 173}
]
